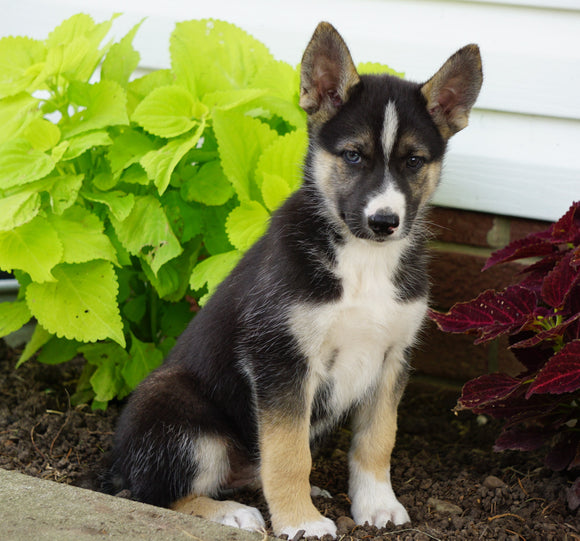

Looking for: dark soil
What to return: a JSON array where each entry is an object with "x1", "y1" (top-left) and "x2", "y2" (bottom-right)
[{"x1": 1, "y1": 338, "x2": 579, "y2": 541}]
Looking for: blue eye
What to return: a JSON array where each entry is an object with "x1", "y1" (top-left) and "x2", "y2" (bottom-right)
[{"x1": 343, "y1": 150, "x2": 362, "y2": 164}]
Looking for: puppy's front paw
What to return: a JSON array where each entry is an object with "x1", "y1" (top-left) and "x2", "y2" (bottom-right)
[
  {"x1": 278, "y1": 516, "x2": 337, "y2": 539},
  {"x1": 218, "y1": 502, "x2": 266, "y2": 532},
  {"x1": 352, "y1": 498, "x2": 410, "y2": 528}
]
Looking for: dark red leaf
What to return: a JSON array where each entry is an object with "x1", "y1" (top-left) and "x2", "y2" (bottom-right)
[
  {"x1": 552, "y1": 201, "x2": 580, "y2": 244},
  {"x1": 493, "y1": 427, "x2": 547, "y2": 452},
  {"x1": 526, "y1": 340, "x2": 580, "y2": 397},
  {"x1": 429, "y1": 286, "x2": 537, "y2": 343},
  {"x1": 541, "y1": 252, "x2": 580, "y2": 309},
  {"x1": 483, "y1": 237, "x2": 554, "y2": 271},
  {"x1": 457, "y1": 373, "x2": 520, "y2": 411},
  {"x1": 508, "y1": 335, "x2": 553, "y2": 373},
  {"x1": 545, "y1": 432, "x2": 580, "y2": 471}
]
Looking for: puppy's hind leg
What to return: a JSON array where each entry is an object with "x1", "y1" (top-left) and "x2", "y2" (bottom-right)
[{"x1": 171, "y1": 434, "x2": 265, "y2": 532}]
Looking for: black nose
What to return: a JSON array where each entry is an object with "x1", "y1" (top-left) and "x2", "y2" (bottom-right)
[{"x1": 368, "y1": 212, "x2": 400, "y2": 235}]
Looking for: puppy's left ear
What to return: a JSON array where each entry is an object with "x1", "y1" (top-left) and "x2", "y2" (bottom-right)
[
  {"x1": 300, "y1": 22, "x2": 360, "y2": 121},
  {"x1": 421, "y1": 44, "x2": 483, "y2": 139}
]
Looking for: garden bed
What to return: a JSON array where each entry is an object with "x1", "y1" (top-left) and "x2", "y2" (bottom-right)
[{"x1": 1, "y1": 339, "x2": 578, "y2": 540}]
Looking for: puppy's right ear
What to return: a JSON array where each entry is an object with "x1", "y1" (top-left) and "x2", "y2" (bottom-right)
[{"x1": 299, "y1": 22, "x2": 360, "y2": 121}]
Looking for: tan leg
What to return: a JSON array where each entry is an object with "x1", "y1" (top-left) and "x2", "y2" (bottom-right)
[
  {"x1": 259, "y1": 411, "x2": 336, "y2": 538},
  {"x1": 348, "y1": 359, "x2": 410, "y2": 527}
]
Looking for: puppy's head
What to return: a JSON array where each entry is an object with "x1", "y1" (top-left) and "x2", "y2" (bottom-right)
[{"x1": 300, "y1": 22, "x2": 482, "y2": 242}]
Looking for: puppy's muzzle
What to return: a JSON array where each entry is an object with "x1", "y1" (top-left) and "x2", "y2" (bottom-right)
[{"x1": 367, "y1": 211, "x2": 400, "y2": 236}]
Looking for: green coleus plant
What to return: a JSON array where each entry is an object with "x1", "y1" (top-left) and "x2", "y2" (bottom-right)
[{"x1": 0, "y1": 14, "x2": 400, "y2": 408}]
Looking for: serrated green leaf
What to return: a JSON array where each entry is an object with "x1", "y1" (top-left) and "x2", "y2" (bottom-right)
[
  {"x1": 111, "y1": 195, "x2": 183, "y2": 275},
  {"x1": 47, "y1": 206, "x2": 118, "y2": 265},
  {"x1": 26, "y1": 260, "x2": 126, "y2": 347},
  {"x1": 101, "y1": 20, "x2": 143, "y2": 88},
  {"x1": 181, "y1": 160, "x2": 234, "y2": 206},
  {"x1": 63, "y1": 131, "x2": 113, "y2": 160},
  {"x1": 0, "y1": 215, "x2": 62, "y2": 282},
  {"x1": 170, "y1": 19, "x2": 274, "y2": 99},
  {"x1": 261, "y1": 173, "x2": 291, "y2": 212},
  {"x1": 46, "y1": 174, "x2": 84, "y2": 214},
  {"x1": 80, "y1": 342, "x2": 129, "y2": 403},
  {"x1": 132, "y1": 85, "x2": 208, "y2": 138},
  {"x1": 0, "y1": 37, "x2": 46, "y2": 98},
  {"x1": 127, "y1": 69, "x2": 173, "y2": 115},
  {"x1": 17, "y1": 324, "x2": 51, "y2": 367},
  {"x1": 162, "y1": 190, "x2": 202, "y2": 243},
  {"x1": 0, "y1": 139, "x2": 55, "y2": 189},
  {"x1": 226, "y1": 201, "x2": 269, "y2": 251},
  {"x1": 202, "y1": 203, "x2": 235, "y2": 255},
  {"x1": 37, "y1": 336, "x2": 81, "y2": 365},
  {"x1": 0, "y1": 300, "x2": 31, "y2": 338},
  {"x1": 107, "y1": 128, "x2": 157, "y2": 174},
  {"x1": 140, "y1": 122, "x2": 205, "y2": 195},
  {"x1": 0, "y1": 191, "x2": 41, "y2": 231},
  {"x1": 64, "y1": 80, "x2": 129, "y2": 137},
  {"x1": 122, "y1": 294, "x2": 146, "y2": 324},
  {"x1": 256, "y1": 129, "x2": 306, "y2": 192},
  {"x1": 202, "y1": 88, "x2": 266, "y2": 110},
  {"x1": 44, "y1": 14, "x2": 115, "y2": 83},
  {"x1": 122, "y1": 335, "x2": 164, "y2": 389},
  {"x1": 212, "y1": 109, "x2": 277, "y2": 202},
  {"x1": 0, "y1": 93, "x2": 41, "y2": 145},
  {"x1": 22, "y1": 118, "x2": 61, "y2": 151},
  {"x1": 82, "y1": 189, "x2": 135, "y2": 222},
  {"x1": 190, "y1": 249, "x2": 242, "y2": 305}
]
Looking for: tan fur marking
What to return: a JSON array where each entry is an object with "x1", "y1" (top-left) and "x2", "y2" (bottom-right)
[
  {"x1": 172, "y1": 495, "x2": 226, "y2": 517},
  {"x1": 260, "y1": 412, "x2": 324, "y2": 532},
  {"x1": 349, "y1": 363, "x2": 404, "y2": 478}
]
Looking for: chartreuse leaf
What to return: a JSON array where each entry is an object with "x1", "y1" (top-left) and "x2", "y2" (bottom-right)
[
  {"x1": 63, "y1": 131, "x2": 112, "y2": 161},
  {"x1": 64, "y1": 80, "x2": 129, "y2": 137},
  {"x1": 170, "y1": 19, "x2": 273, "y2": 98},
  {"x1": 0, "y1": 37, "x2": 46, "y2": 98},
  {"x1": 256, "y1": 129, "x2": 307, "y2": 210},
  {"x1": 82, "y1": 189, "x2": 135, "y2": 222},
  {"x1": 101, "y1": 20, "x2": 143, "y2": 88},
  {"x1": 132, "y1": 85, "x2": 208, "y2": 138},
  {"x1": 127, "y1": 69, "x2": 173, "y2": 114},
  {"x1": 357, "y1": 62, "x2": 404, "y2": 78},
  {"x1": 181, "y1": 160, "x2": 234, "y2": 206},
  {"x1": 0, "y1": 93, "x2": 41, "y2": 145},
  {"x1": 81, "y1": 342, "x2": 130, "y2": 403},
  {"x1": 107, "y1": 129, "x2": 156, "y2": 174},
  {"x1": 37, "y1": 336, "x2": 81, "y2": 365},
  {"x1": 0, "y1": 300, "x2": 31, "y2": 338},
  {"x1": 190, "y1": 249, "x2": 242, "y2": 305},
  {"x1": 213, "y1": 109, "x2": 277, "y2": 201},
  {"x1": 22, "y1": 118, "x2": 61, "y2": 151},
  {"x1": 26, "y1": 260, "x2": 125, "y2": 347},
  {"x1": 111, "y1": 195, "x2": 183, "y2": 275},
  {"x1": 122, "y1": 335, "x2": 164, "y2": 389},
  {"x1": 47, "y1": 206, "x2": 118, "y2": 265},
  {"x1": 0, "y1": 139, "x2": 55, "y2": 189},
  {"x1": 0, "y1": 192, "x2": 41, "y2": 231},
  {"x1": 17, "y1": 324, "x2": 52, "y2": 367},
  {"x1": 226, "y1": 201, "x2": 269, "y2": 251},
  {"x1": 140, "y1": 121, "x2": 206, "y2": 194},
  {"x1": 44, "y1": 13, "x2": 115, "y2": 83},
  {"x1": 0, "y1": 216, "x2": 62, "y2": 282}
]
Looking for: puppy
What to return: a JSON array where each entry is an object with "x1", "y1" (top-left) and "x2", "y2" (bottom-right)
[{"x1": 105, "y1": 22, "x2": 482, "y2": 539}]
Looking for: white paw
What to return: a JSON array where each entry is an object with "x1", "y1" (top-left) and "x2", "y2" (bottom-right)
[
  {"x1": 353, "y1": 500, "x2": 410, "y2": 528},
  {"x1": 216, "y1": 502, "x2": 266, "y2": 532},
  {"x1": 278, "y1": 516, "x2": 337, "y2": 539},
  {"x1": 311, "y1": 485, "x2": 333, "y2": 498}
]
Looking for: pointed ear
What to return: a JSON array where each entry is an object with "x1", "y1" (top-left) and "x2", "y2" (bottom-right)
[
  {"x1": 421, "y1": 44, "x2": 483, "y2": 139},
  {"x1": 299, "y1": 22, "x2": 360, "y2": 121}
]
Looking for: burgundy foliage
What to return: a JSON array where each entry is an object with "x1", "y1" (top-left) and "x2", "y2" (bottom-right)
[{"x1": 429, "y1": 201, "x2": 580, "y2": 472}]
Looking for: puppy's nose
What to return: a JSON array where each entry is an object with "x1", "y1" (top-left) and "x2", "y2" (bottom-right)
[{"x1": 368, "y1": 212, "x2": 399, "y2": 235}]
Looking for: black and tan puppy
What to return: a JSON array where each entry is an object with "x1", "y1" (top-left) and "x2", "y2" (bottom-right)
[{"x1": 105, "y1": 22, "x2": 482, "y2": 539}]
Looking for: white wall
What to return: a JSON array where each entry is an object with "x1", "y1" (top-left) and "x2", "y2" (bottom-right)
[{"x1": 3, "y1": 0, "x2": 579, "y2": 221}]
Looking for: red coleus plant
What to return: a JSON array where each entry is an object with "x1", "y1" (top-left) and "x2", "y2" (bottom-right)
[{"x1": 430, "y1": 201, "x2": 580, "y2": 472}]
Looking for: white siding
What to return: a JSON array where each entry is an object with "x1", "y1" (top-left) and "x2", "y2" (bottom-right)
[{"x1": 3, "y1": 0, "x2": 579, "y2": 221}]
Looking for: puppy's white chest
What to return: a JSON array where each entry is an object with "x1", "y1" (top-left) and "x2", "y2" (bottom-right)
[{"x1": 290, "y1": 239, "x2": 427, "y2": 415}]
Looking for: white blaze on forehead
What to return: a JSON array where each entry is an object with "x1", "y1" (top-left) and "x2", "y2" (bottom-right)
[{"x1": 382, "y1": 101, "x2": 399, "y2": 160}]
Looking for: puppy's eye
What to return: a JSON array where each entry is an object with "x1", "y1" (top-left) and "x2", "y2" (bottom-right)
[
  {"x1": 406, "y1": 156, "x2": 425, "y2": 170},
  {"x1": 343, "y1": 150, "x2": 362, "y2": 164}
]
